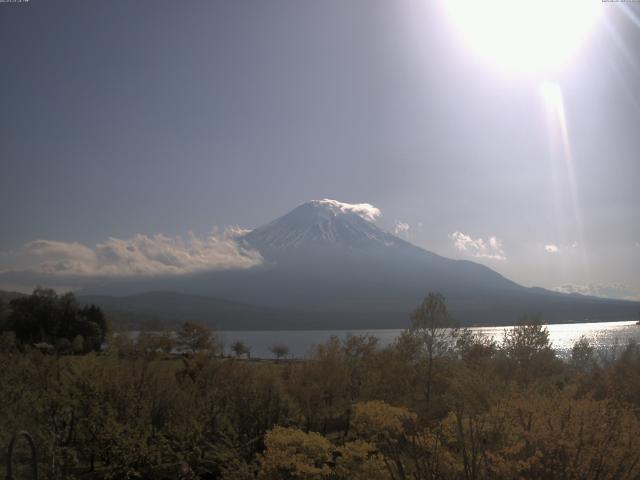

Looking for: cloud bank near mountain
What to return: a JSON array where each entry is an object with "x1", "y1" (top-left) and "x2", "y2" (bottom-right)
[
  {"x1": 554, "y1": 283, "x2": 640, "y2": 301},
  {"x1": 449, "y1": 231, "x2": 506, "y2": 261},
  {"x1": 394, "y1": 221, "x2": 410, "y2": 237},
  {"x1": 314, "y1": 199, "x2": 381, "y2": 222},
  {"x1": 0, "y1": 228, "x2": 263, "y2": 284}
]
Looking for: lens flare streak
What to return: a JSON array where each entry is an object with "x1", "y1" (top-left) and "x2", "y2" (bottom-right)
[{"x1": 540, "y1": 81, "x2": 589, "y2": 279}]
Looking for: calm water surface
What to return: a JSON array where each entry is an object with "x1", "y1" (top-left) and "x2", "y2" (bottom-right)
[{"x1": 218, "y1": 321, "x2": 640, "y2": 359}]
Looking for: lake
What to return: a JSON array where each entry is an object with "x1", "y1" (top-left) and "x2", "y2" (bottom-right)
[{"x1": 217, "y1": 320, "x2": 640, "y2": 359}]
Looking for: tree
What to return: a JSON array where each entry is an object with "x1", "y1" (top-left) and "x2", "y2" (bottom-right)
[
  {"x1": 177, "y1": 321, "x2": 215, "y2": 354},
  {"x1": 72, "y1": 334, "x2": 85, "y2": 354},
  {"x1": 270, "y1": 344, "x2": 289, "y2": 362},
  {"x1": 0, "y1": 330, "x2": 16, "y2": 353},
  {"x1": 77, "y1": 304, "x2": 109, "y2": 351},
  {"x1": 350, "y1": 401, "x2": 445, "y2": 479},
  {"x1": 6, "y1": 287, "x2": 58, "y2": 344},
  {"x1": 410, "y1": 293, "x2": 458, "y2": 408},
  {"x1": 501, "y1": 316, "x2": 551, "y2": 359},
  {"x1": 258, "y1": 426, "x2": 333, "y2": 479},
  {"x1": 0, "y1": 297, "x2": 8, "y2": 327},
  {"x1": 334, "y1": 440, "x2": 390, "y2": 480},
  {"x1": 500, "y1": 315, "x2": 558, "y2": 385},
  {"x1": 55, "y1": 337, "x2": 73, "y2": 355},
  {"x1": 571, "y1": 335, "x2": 595, "y2": 370},
  {"x1": 136, "y1": 331, "x2": 176, "y2": 357},
  {"x1": 456, "y1": 392, "x2": 640, "y2": 479},
  {"x1": 351, "y1": 401, "x2": 417, "y2": 443},
  {"x1": 455, "y1": 328, "x2": 497, "y2": 365},
  {"x1": 231, "y1": 340, "x2": 251, "y2": 359},
  {"x1": 5, "y1": 288, "x2": 107, "y2": 352}
]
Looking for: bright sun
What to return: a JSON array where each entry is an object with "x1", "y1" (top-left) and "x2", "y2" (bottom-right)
[{"x1": 442, "y1": 0, "x2": 602, "y2": 74}]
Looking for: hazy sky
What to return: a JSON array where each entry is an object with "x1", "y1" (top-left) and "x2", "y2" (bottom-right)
[{"x1": 1, "y1": 1, "x2": 639, "y2": 298}]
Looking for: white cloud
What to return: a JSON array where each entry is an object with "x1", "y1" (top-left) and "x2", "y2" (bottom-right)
[
  {"x1": 449, "y1": 231, "x2": 506, "y2": 261},
  {"x1": 315, "y1": 199, "x2": 381, "y2": 222},
  {"x1": 451, "y1": 232, "x2": 485, "y2": 252},
  {"x1": 394, "y1": 221, "x2": 410, "y2": 237},
  {"x1": 544, "y1": 242, "x2": 578, "y2": 254},
  {"x1": 554, "y1": 283, "x2": 640, "y2": 301},
  {"x1": 1, "y1": 228, "x2": 263, "y2": 279},
  {"x1": 545, "y1": 244, "x2": 559, "y2": 253}
]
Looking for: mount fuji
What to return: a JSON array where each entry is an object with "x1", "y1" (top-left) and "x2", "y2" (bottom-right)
[{"x1": 78, "y1": 200, "x2": 640, "y2": 330}]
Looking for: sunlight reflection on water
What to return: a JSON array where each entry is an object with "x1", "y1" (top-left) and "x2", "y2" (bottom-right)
[{"x1": 218, "y1": 321, "x2": 640, "y2": 359}]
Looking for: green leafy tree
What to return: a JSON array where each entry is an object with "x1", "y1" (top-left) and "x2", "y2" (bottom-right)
[
  {"x1": 5, "y1": 288, "x2": 107, "y2": 352},
  {"x1": 77, "y1": 304, "x2": 109, "y2": 351}
]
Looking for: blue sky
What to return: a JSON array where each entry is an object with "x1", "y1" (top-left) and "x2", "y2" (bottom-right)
[{"x1": 1, "y1": 0, "x2": 639, "y2": 299}]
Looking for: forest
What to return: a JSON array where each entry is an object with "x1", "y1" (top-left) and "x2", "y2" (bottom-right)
[{"x1": 0, "y1": 291, "x2": 639, "y2": 479}]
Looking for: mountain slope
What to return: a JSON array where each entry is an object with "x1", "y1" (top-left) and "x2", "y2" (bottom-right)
[
  {"x1": 79, "y1": 200, "x2": 640, "y2": 329},
  {"x1": 0, "y1": 290, "x2": 29, "y2": 303},
  {"x1": 77, "y1": 291, "x2": 303, "y2": 331}
]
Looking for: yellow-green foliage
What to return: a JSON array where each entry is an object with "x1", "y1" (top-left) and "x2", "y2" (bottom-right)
[
  {"x1": 1, "y1": 319, "x2": 640, "y2": 479},
  {"x1": 351, "y1": 400, "x2": 416, "y2": 441},
  {"x1": 334, "y1": 440, "x2": 390, "y2": 480},
  {"x1": 258, "y1": 427, "x2": 333, "y2": 479}
]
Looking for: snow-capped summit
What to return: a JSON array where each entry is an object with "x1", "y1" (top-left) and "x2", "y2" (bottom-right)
[{"x1": 241, "y1": 199, "x2": 402, "y2": 253}]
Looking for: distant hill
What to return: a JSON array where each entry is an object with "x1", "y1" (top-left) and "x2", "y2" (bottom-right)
[
  {"x1": 0, "y1": 290, "x2": 27, "y2": 303},
  {"x1": 73, "y1": 199, "x2": 640, "y2": 330},
  {"x1": 0, "y1": 289, "x2": 311, "y2": 331},
  {"x1": 76, "y1": 291, "x2": 306, "y2": 331}
]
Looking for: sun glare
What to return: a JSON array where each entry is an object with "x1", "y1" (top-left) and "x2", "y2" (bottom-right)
[{"x1": 442, "y1": 0, "x2": 602, "y2": 74}]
